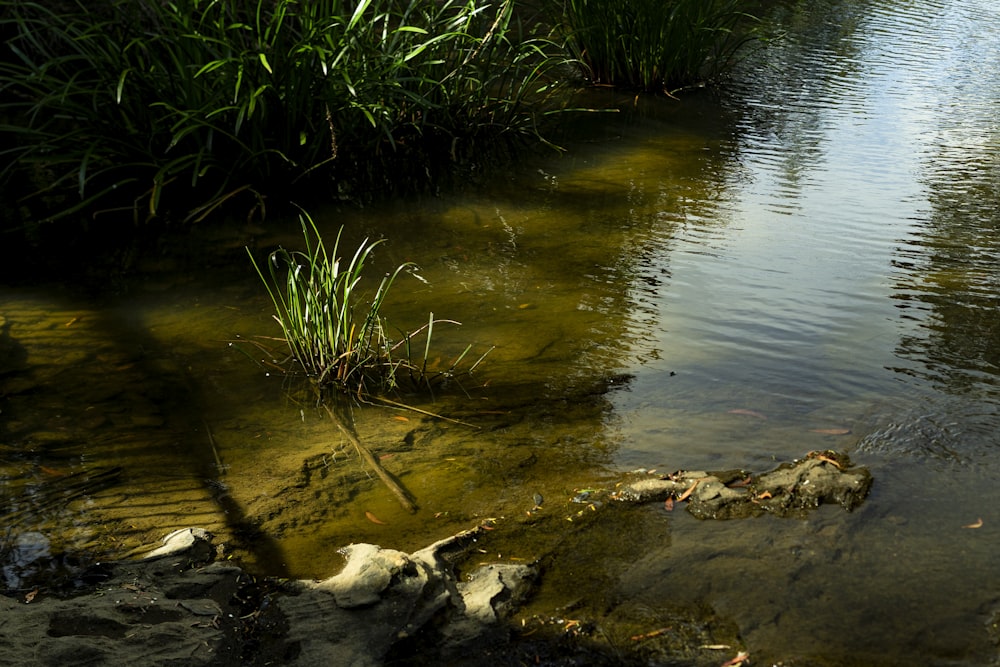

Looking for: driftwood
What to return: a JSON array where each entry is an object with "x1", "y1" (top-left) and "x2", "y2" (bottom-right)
[{"x1": 320, "y1": 401, "x2": 418, "y2": 513}]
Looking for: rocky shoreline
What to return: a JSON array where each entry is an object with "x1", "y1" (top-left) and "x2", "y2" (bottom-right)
[{"x1": 1, "y1": 452, "x2": 872, "y2": 666}]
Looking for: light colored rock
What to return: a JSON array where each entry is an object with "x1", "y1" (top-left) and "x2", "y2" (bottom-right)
[
  {"x1": 313, "y1": 543, "x2": 427, "y2": 608},
  {"x1": 460, "y1": 563, "x2": 535, "y2": 625},
  {"x1": 143, "y1": 528, "x2": 212, "y2": 559},
  {"x1": 282, "y1": 527, "x2": 537, "y2": 665}
]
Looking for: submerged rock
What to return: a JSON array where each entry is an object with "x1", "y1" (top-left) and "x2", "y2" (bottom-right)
[{"x1": 613, "y1": 451, "x2": 872, "y2": 519}]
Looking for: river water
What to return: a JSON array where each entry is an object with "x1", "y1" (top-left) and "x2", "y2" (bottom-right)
[{"x1": 2, "y1": 0, "x2": 1000, "y2": 664}]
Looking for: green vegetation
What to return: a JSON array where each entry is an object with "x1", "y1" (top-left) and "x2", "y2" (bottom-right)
[
  {"x1": 0, "y1": 0, "x2": 567, "y2": 223},
  {"x1": 0, "y1": 0, "x2": 762, "y2": 228},
  {"x1": 248, "y1": 214, "x2": 406, "y2": 390},
  {"x1": 248, "y1": 211, "x2": 488, "y2": 394},
  {"x1": 247, "y1": 211, "x2": 488, "y2": 512},
  {"x1": 549, "y1": 0, "x2": 760, "y2": 93}
]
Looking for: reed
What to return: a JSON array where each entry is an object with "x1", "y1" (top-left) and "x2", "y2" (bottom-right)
[
  {"x1": 0, "y1": 0, "x2": 568, "y2": 223},
  {"x1": 550, "y1": 0, "x2": 759, "y2": 93},
  {"x1": 246, "y1": 213, "x2": 490, "y2": 513},
  {"x1": 248, "y1": 211, "x2": 490, "y2": 394},
  {"x1": 249, "y1": 213, "x2": 404, "y2": 390}
]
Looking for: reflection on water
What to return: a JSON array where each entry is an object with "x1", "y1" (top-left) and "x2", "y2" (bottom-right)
[{"x1": 3, "y1": 0, "x2": 1000, "y2": 663}]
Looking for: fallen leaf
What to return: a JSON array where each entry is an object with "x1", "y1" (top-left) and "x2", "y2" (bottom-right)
[
  {"x1": 728, "y1": 409, "x2": 767, "y2": 420},
  {"x1": 810, "y1": 428, "x2": 851, "y2": 435},
  {"x1": 964, "y1": 518, "x2": 983, "y2": 529},
  {"x1": 676, "y1": 479, "x2": 701, "y2": 502},
  {"x1": 630, "y1": 627, "x2": 670, "y2": 641},
  {"x1": 720, "y1": 651, "x2": 750, "y2": 667},
  {"x1": 727, "y1": 476, "x2": 752, "y2": 488},
  {"x1": 364, "y1": 511, "x2": 387, "y2": 525}
]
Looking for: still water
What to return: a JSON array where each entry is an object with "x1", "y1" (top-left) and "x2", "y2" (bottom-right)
[{"x1": 2, "y1": 0, "x2": 1000, "y2": 664}]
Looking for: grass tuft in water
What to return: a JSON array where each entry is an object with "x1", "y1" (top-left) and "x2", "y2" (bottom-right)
[{"x1": 248, "y1": 211, "x2": 488, "y2": 395}]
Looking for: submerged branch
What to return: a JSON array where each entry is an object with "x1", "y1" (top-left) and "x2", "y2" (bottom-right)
[
  {"x1": 365, "y1": 394, "x2": 478, "y2": 429},
  {"x1": 320, "y1": 401, "x2": 418, "y2": 514}
]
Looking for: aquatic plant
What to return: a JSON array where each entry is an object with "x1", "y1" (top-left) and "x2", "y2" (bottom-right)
[
  {"x1": 247, "y1": 211, "x2": 490, "y2": 512},
  {"x1": 0, "y1": 0, "x2": 568, "y2": 223},
  {"x1": 548, "y1": 0, "x2": 760, "y2": 93},
  {"x1": 247, "y1": 211, "x2": 489, "y2": 394},
  {"x1": 248, "y1": 213, "x2": 406, "y2": 391}
]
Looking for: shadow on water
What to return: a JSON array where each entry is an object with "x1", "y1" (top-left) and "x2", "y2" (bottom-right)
[{"x1": 0, "y1": 285, "x2": 291, "y2": 589}]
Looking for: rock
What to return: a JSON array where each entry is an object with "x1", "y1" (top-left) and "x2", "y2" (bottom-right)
[
  {"x1": 143, "y1": 527, "x2": 214, "y2": 560},
  {"x1": 1, "y1": 532, "x2": 51, "y2": 589},
  {"x1": 458, "y1": 563, "x2": 535, "y2": 625},
  {"x1": 441, "y1": 562, "x2": 536, "y2": 646},
  {"x1": 314, "y1": 543, "x2": 427, "y2": 609},
  {"x1": 0, "y1": 528, "x2": 246, "y2": 667},
  {"x1": 276, "y1": 526, "x2": 537, "y2": 666},
  {"x1": 613, "y1": 452, "x2": 872, "y2": 519},
  {"x1": 0, "y1": 523, "x2": 542, "y2": 667}
]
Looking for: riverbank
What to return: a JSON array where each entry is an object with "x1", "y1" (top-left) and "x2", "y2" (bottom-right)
[
  {"x1": 3, "y1": 450, "x2": 873, "y2": 666},
  {"x1": 0, "y1": 526, "x2": 660, "y2": 667}
]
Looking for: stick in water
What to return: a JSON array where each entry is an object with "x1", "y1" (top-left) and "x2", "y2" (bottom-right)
[{"x1": 321, "y1": 402, "x2": 418, "y2": 513}]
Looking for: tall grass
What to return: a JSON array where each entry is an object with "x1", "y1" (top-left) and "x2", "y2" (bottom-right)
[
  {"x1": 0, "y1": 0, "x2": 568, "y2": 223},
  {"x1": 549, "y1": 0, "x2": 759, "y2": 93},
  {"x1": 248, "y1": 212, "x2": 489, "y2": 394}
]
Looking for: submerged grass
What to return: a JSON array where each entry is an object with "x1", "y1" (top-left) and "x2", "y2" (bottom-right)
[
  {"x1": 0, "y1": 0, "x2": 570, "y2": 224},
  {"x1": 549, "y1": 0, "x2": 761, "y2": 93}
]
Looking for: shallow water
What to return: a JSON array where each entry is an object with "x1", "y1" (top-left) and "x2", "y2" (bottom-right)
[{"x1": 3, "y1": 0, "x2": 1000, "y2": 663}]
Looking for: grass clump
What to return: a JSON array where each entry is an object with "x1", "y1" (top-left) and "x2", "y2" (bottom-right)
[
  {"x1": 548, "y1": 0, "x2": 761, "y2": 93},
  {"x1": 248, "y1": 212, "x2": 488, "y2": 395},
  {"x1": 0, "y1": 0, "x2": 569, "y2": 224}
]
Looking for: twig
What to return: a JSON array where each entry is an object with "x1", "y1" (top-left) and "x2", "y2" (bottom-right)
[
  {"x1": 204, "y1": 420, "x2": 226, "y2": 474},
  {"x1": 320, "y1": 402, "x2": 418, "y2": 513},
  {"x1": 365, "y1": 394, "x2": 479, "y2": 428}
]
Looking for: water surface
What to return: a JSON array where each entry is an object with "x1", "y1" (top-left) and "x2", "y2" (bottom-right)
[{"x1": 3, "y1": 0, "x2": 1000, "y2": 664}]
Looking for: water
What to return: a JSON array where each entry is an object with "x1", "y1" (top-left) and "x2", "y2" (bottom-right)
[{"x1": 3, "y1": 0, "x2": 1000, "y2": 663}]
